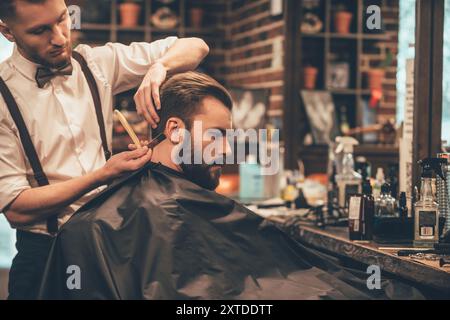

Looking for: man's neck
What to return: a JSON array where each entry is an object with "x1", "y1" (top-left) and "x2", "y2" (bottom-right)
[
  {"x1": 151, "y1": 140, "x2": 182, "y2": 173},
  {"x1": 16, "y1": 45, "x2": 40, "y2": 66}
]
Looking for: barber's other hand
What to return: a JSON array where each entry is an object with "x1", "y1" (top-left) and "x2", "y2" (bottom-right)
[
  {"x1": 128, "y1": 140, "x2": 149, "y2": 151},
  {"x1": 134, "y1": 61, "x2": 167, "y2": 129},
  {"x1": 98, "y1": 147, "x2": 152, "y2": 184}
]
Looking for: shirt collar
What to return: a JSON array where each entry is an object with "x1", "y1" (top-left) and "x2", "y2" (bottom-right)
[
  {"x1": 9, "y1": 44, "x2": 75, "y2": 87},
  {"x1": 9, "y1": 44, "x2": 40, "y2": 82}
]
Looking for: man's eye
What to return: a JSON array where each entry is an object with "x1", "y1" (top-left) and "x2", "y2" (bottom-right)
[{"x1": 32, "y1": 29, "x2": 45, "y2": 35}]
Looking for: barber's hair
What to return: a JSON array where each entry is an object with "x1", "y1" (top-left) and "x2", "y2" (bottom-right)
[
  {"x1": 0, "y1": 0, "x2": 46, "y2": 20},
  {"x1": 153, "y1": 71, "x2": 233, "y2": 136}
]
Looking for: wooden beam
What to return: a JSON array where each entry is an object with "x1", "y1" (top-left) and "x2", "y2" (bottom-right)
[
  {"x1": 283, "y1": 0, "x2": 303, "y2": 169},
  {"x1": 412, "y1": 0, "x2": 444, "y2": 189}
]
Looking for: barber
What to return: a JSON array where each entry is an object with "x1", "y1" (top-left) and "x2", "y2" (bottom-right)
[{"x1": 0, "y1": 0, "x2": 209, "y2": 299}]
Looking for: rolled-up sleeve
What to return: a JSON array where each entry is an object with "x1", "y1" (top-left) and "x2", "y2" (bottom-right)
[
  {"x1": 0, "y1": 109, "x2": 31, "y2": 213},
  {"x1": 78, "y1": 37, "x2": 178, "y2": 95}
]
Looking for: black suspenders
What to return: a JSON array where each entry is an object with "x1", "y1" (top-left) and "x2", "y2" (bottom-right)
[{"x1": 0, "y1": 51, "x2": 111, "y2": 235}]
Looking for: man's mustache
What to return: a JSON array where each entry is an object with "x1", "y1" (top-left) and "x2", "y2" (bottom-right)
[{"x1": 205, "y1": 156, "x2": 228, "y2": 167}]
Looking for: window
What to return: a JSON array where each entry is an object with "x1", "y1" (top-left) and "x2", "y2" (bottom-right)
[
  {"x1": 396, "y1": 0, "x2": 416, "y2": 123},
  {"x1": 443, "y1": 0, "x2": 450, "y2": 147},
  {"x1": 0, "y1": 35, "x2": 13, "y2": 61},
  {"x1": 0, "y1": 35, "x2": 16, "y2": 269}
]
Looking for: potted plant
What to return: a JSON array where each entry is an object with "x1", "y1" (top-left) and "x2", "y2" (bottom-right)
[
  {"x1": 334, "y1": 5, "x2": 353, "y2": 34},
  {"x1": 367, "y1": 49, "x2": 393, "y2": 90},
  {"x1": 190, "y1": 7, "x2": 204, "y2": 28},
  {"x1": 303, "y1": 65, "x2": 319, "y2": 89},
  {"x1": 119, "y1": 0, "x2": 142, "y2": 27}
]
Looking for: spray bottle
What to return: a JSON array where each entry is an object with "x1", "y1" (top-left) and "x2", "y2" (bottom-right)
[
  {"x1": 437, "y1": 153, "x2": 450, "y2": 238},
  {"x1": 373, "y1": 168, "x2": 385, "y2": 200},
  {"x1": 335, "y1": 137, "x2": 362, "y2": 212},
  {"x1": 414, "y1": 158, "x2": 447, "y2": 247}
]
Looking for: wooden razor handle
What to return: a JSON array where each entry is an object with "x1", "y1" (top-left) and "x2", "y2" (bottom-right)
[{"x1": 114, "y1": 110, "x2": 142, "y2": 148}]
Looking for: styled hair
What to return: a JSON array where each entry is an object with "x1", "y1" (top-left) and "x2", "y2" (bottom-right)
[
  {"x1": 153, "y1": 71, "x2": 233, "y2": 136},
  {"x1": 0, "y1": 0, "x2": 47, "y2": 20}
]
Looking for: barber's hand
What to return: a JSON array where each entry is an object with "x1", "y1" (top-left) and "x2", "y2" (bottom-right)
[
  {"x1": 98, "y1": 147, "x2": 152, "y2": 184},
  {"x1": 134, "y1": 61, "x2": 167, "y2": 129},
  {"x1": 128, "y1": 140, "x2": 149, "y2": 151}
]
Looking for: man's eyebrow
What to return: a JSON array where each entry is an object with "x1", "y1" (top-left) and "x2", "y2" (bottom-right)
[
  {"x1": 26, "y1": 9, "x2": 67, "y2": 32},
  {"x1": 208, "y1": 128, "x2": 227, "y2": 136}
]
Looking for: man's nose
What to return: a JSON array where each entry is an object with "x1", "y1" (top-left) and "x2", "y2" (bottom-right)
[{"x1": 50, "y1": 25, "x2": 66, "y2": 47}]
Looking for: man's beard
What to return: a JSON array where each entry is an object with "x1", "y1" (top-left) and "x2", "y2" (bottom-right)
[
  {"x1": 179, "y1": 147, "x2": 223, "y2": 191},
  {"x1": 17, "y1": 39, "x2": 72, "y2": 69},
  {"x1": 37, "y1": 46, "x2": 72, "y2": 69}
]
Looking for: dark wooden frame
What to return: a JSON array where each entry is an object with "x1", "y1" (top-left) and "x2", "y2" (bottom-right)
[
  {"x1": 412, "y1": 0, "x2": 444, "y2": 189},
  {"x1": 283, "y1": 0, "x2": 304, "y2": 169}
]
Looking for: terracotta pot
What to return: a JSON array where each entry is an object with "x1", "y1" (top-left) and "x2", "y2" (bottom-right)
[
  {"x1": 303, "y1": 66, "x2": 318, "y2": 89},
  {"x1": 119, "y1": 2, "x2": 141, "y2": 27},
  {"x1": 190, "y1": 8, "x2": 204, "y2": 28},
  {"x1": 334, "y1": 11, "x2": 353, "y2": 34},
  {"x1": 367, "y1": 69, "x2": 385, "y2": 90}
]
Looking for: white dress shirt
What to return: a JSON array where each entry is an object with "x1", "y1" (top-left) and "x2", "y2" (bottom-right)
[{"x1": 0, "y1": 36, "x2": 177, "y2": 235}]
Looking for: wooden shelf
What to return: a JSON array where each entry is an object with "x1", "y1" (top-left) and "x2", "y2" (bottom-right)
[
  {"x1": 361, "y1": 33, "x2": 390, "y2": 40},
  {"x1": 184, "y1": 27, "x2": 224, "y2": 35},
  {"x1": 326, "y1": 88, "x2": 375, "y2": 95},
  {"x1": 300, "y1": 144, "x2": 398, "y2": 153},
  {"x1": 329, "y1": 32, "x2": 358, "y2": 39},
  {"x1": 298, "y1": 144, "x2": 399, "y2": 175},
  {"x1": 79, "y1": 25, "x2": 221, "y2": 36},
  {"x1": 302, "y1": 32, "x2": 389, "y2": 40},
  {"x1": 117, "y1": 26, "x2": 146, "y2": 32},
  {"x1": 80, "y1": 23, "x2": 112, "y2": 31},
  {"x1": 151, "y1": 27, "x2": 179, "y2": 33},
  {"x1": 327, "y1": 88, "x2": 359, "y2": 95},
  {"x1": 301, "y1": 32, "x2": 327, "y2": 38},
  {"x1": 302, "y1": 88, "x2": 367, "y2": 96},
  {"x1": 74, "y1": 0, "x2": 224, "y2": 41}
]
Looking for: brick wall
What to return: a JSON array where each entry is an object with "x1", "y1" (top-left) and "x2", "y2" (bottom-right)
[
  {"x1": 224, "y1": 0, "x2": 285, "y2": 119},
  {"x1": 361, "y1": 0, "x2": 399, "y2": 122},
  {"x1": 192, "y1": 0, "x2": 228, "y2": 83}
]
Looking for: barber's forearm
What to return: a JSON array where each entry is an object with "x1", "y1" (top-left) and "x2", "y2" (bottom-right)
[
  {"x1": 157, "y1": 38, "x2": 209, "y2": 75},
  {"x1": 4, "y1": 169, "x2": 106, "y2": 227}
]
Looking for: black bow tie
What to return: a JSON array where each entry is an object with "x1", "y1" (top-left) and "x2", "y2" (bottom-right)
[{"x1": 35, "y1": 63, "x2": 73, "y2": 88}]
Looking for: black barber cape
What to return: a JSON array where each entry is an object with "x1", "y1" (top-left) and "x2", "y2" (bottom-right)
[{"x1": 39, "y1": 163, "x2": 425, "y2": 299}]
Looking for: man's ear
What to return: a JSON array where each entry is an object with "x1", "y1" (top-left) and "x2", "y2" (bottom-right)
[
  {"x1": 0, "y1": 22, "x2": 15, "y2": 42},
  {"x1": 165, "y1": 117, "x2": 186, "y2": 145}
]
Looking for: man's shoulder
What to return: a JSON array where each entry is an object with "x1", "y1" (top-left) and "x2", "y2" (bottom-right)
[
  {"x1": 0, "y1": 60, "x2": 16, "y2": 126},
  {"x1": 73, "y1": 42, "x2": 122, "y2": 58},
  {"x1": 72, "y1": 43, "x2": 116, "y2": 86},
  {"x1": 0, "y1": 55, "x2": 15, "y2": 87}
]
